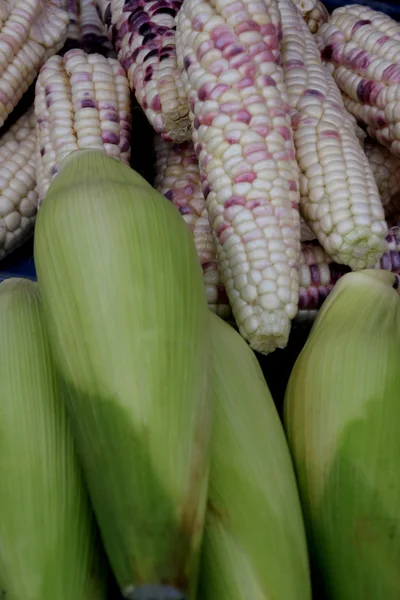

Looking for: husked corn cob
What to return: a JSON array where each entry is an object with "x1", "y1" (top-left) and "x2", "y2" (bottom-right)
[
  {"x1": 317, "y1": 5, "x2": 400, "y2": 157},
  {"x1": 293, "y1": 0, "x2": 329, "y2": 34},
  {"x1": 176, "y1": 0, "x2": 302, "y2": 354},
  {"x1": 0, "y1": 107, "x2": 38, "y2": 259},
  {"x1": 65, "y1": 0, "x2": 80, "y2": 44},
  {"x1": 0, "y1": 1, "x2": 69, "y2": 128},
  {"x1": 35, "y1": 48, "x2": 131, "y2": 204},
  {"x1": 79, "y1": 0, "x2": 115, "y2": 55},
  {"x1": 363, "y1": 136, "x2": 400, "y2": 207},
  {"x1": 297, "y1": 225, "x2": 400, "y2": 323},
  {"x1": 303, "y1": 0, "x2": 329, "y2": 34},
  {"x1": 278, "y1": 0, "x2": 387, "y2": 270},
  {"x1": 66, "y1": 0, "x2": 115, "y2": 55},
  {"x1": 100, "y1": 0, "x2": 190, "y2": 142},
  {"x1": 154, "y1": 136, "x2": 231, "y2": 319}
]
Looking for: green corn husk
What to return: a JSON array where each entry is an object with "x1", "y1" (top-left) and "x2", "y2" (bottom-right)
[
  {"x1": 198, "y1": 312, "x2": 312, "y2": 600},
  {"x1": 284, "y1": 269, "x2": 400, "y2": 600},
  {"x1": 34, "y1": 150, "x2": 213, "y2": 600},
  {"x1": 0, "y1": 278, "x2": 107, "y2": 600}
]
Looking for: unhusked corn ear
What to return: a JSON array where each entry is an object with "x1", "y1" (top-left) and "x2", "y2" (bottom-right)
[
  {"x1": 317, "y1": 5, "x2": 400, "y2": 157},
  {"x1": 34, "y1": 150, "x2": 213, "y2": 600},
  {"x1": 0, "y1": 1, "x2": 69, "y2": 128},
  {"x1": 100, "y1": 0, "x2": 190, "y2": 142},
  {"x1": 154, "y1": 136, "x2": 231, "y2": 319},
  {"x1": 279, "y1": 0, "x2": 387, "y2": 270},
  {"x1": 0, "y1": 107, "x2": 38, "y2": 259},
  {"x1": 297, "y1": 225, "x2": 400, "y2": 321},
  {"x1": 200, "y1": 312, "x2": 311, "y2": 600},
  {"x1": 292, "y1": 0, "x2": 329, "y2": 33},
  {"x1": 176, "y1": 0, "x2": 302, "y2": 355},
  {"x1": 285, "y1": 268, "x2": 400, "y2": 600},
  {"x1": 35, "y1": 48, "x2": 131, "y2": 204},
  {"x1": 0, "y1": 277, "x2": 107, "y2": 599}
]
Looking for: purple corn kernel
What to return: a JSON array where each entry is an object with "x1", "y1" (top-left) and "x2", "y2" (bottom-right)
[
  {"x1": 298, "y1": 289, "x2": 307, "y2": 310},
  {"x1": 356, "y1": 78, "x2": 375, "y2": 103},
  {"x1": 307, "y1": 287, "x2": 319, "y2": 309},
  {"x1": 393, "y1": 274, "x2": 399, "y2": 289},
  {"x1": 381, "y1": 251, "x2": 391, "y2": 271},
  {"x1": 104, "y1": 3, "x2": 112, "y2": 26},
  {"x1": 144, "y1": 66, "x2": 153, "y2": 82},
  {"x1": 153, "y1": 6, "x2": 176, "y2": 16},
  {"x1": 321, "y1": 44, "x2": 334, "y2": 61},
  {"x1": 80, "y1": 99, "x2": 97, "y2": 109},
  {"x1": 143, "y1": 33, "x2": 157, "y2": 44},
  {"x1": 309, "y1": 264, "x2": 321, "y2": 286},
  {"x1": 304, "y1": 89, "x2": 324, "y2": 98},
  {"x1": 102, "y1": 132, "x2": 120, "y2": 144},
  {"x1": 144, "y1": 48, "x2": 159, "y2": 61},
  {"x1": 351, "y1": 19, "x2": 371, "y2": 34},
  {"x1": 382, "y1": 64, "x2": 400, "y2": 83},
  {"x1": 390, "y1": 250, "x2": 400, "y2": 271}
]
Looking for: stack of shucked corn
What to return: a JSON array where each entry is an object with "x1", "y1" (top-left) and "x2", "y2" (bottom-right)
[{"x1": 2, "y1": 0, "x2": 400, "y2": 355}]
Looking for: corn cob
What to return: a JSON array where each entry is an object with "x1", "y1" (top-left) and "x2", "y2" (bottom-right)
[
  {"x1": 0, "y1": 107, "x2": 38, "y2": 260},
  {"x1": 176, "y1": 0, "x2": 302, "y2": 354},
  {"x1": 363, "y1": 135, "x2": 400, "y2": 207},
  {"x1": 0, "y1": 1, "x2": 69, "y2": 128},
  {"x1": 154, "y1": 136, "x2": 231, "y2": 319},
  {"x1": 79, "y1": 0, "x2": 115, "y2": 55},
  {"x1": 66, "y1": 0, "x2": 115, "y2": 55},
  {"x1": 278, "y1": 0, "x2": 387, "y2": 270},
  {"x1": 296, "y1": 224, "x2": 400, "y2": 323},
  {"x1": 317, "y1": 5, "x2": 400, "y2": 157},
  {"x1": 100, "y1": 0, "x2": 190, "y2": 143},
  {"x1": 35, "y1": 48, "x2": 131, "y2": 204},
  {"x1": 293, "y1": 0, "x2": 329, "y2": 34},
  {"x1": 66, "y1": 0, "x2": 81, "y2": 45}
]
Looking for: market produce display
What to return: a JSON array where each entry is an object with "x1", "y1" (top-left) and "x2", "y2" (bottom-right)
[{"x1": 0, "y1": 0, "x2": 399, "y2": 598}]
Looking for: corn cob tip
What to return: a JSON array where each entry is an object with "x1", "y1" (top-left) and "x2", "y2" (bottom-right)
[{"x1": 123, "y1": 585, "x2": 186, "y2": 600}]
